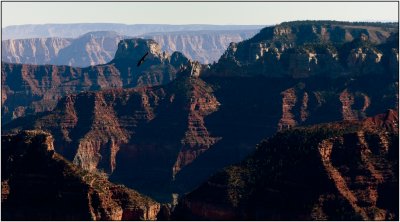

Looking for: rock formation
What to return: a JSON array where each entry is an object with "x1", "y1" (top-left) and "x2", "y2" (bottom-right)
[
  {"x1": 1, "y1": 130, "x2": 160, "y2": 220},
  {"x1": 142, "y1": 30, "x2": 258, "y2": 64},
  {"x1": 2, "y1": 29, "x2": 259, "y2": 66},
  {"x1": 172, "y1": 69, "x2": 221, "y2": 178},
  {"x1": 174, "y1": 110, "x2": 399, "y2": 220},
  {"x1": 3, "y1": 66, "x2": 223, "y2": 202},
  {"x1": 1, "y1": 37, "x2": 72, "y2": 64},
  {"x1": 1, "y1": 31, "x2": 126, "y2": 67},
  {"x1": 3, "y1": 22, "x2": 397, "y2": 127},
  {"x1": 211, "y1": 21, "x2": 398, "y2": 78},
  {"x1": 1, "y1": 38, "x2": 189, "y2": 124},
  {"x1": 2, "y1": 21, "x2": 398, "y2": 204},
  {"x1": 4, "y1": 64, "x2": 397, "y2": 203},
  {"x1": 52, "y1": 31, "x2": 127, "y2": 67}
]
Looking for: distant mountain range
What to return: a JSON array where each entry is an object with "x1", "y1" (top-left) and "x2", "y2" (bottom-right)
[
  {"x1": 2, "y1": 23, "x2": 265, "y2": 39},
  {"x1": 2, "y1": 31, "x2": 126, "y2": 67},
  {"x1": 2, "y1": 29, "x2": 259, "y2": 65},
  {"x1": 142, "y1": 29, "x2": 257, "y2": 64}
]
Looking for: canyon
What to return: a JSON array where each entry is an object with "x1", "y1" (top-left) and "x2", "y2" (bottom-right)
[
  {"x1": 1, "y1": 38, "x2": 189, "y2": 125},
  {"x1": 142, "y1": 30, "x2": 257, "y2": 64},
  {"x1": 173, "y1": 110, "x2": 399, "y2": 220},
  {"x1": 2, "y1": 20, "x2": 399, "y2": 215},
  {"x1": 2, "y1": 130, "x2": 160, "y2": 220},
  {"x1": 2, "y1": 29, "x2": 259, "y2": 66}
]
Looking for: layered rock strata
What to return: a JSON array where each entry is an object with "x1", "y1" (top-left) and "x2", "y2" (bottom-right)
[
  {"x1": 174, "y1": 110, "x2": 399, "y2": 220},
  {"x1": 1, "y1": 130, "x2": 160, "y2": 220}
]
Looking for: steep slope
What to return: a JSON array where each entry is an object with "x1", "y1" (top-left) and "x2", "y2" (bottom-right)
[
  {"x1": 1, "y1": 38, "x2": 189, "y2": 124},
  {"x1": 173, "y1": 72, "x2": 398, "y2": 192},
  {"x1": 174, "y1": 110, "x2": 399, "y2": 220},
  {"x1": 172, "y1": 22, "x2": 398, "y2": 200},
  {"x1": 2, "y1": 130, "x2": 160, "y2": 220},
  {"x1": 4, "y1": 64, "x2": 397, "y2": 203},
  {"x1": 3, "y1": 63, "x2": 220, "y2": 201}
]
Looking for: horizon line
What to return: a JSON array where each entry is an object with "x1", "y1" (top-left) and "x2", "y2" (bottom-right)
[{"x1": 3, "y1": 20, "x2": 399, "y2": 29}]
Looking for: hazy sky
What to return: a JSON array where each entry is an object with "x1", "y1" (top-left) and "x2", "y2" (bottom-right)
[{"x1": 2, "y1": 2, "x2": 398, "y2": 28}]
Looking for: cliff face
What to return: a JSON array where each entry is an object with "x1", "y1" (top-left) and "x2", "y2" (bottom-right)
[
  {"x1": 172, "y1": 65, "x2": 221, "y2": 178},
  {"x1": 52, "y1": 31, "x2": 127, "y2": 67},
  {"x1": 1, "y1": 37, "x2": 72, "y2": 64},
  {"x1": 1, "y1": 130, "x2": 160, "y2": 220},
  {"x1": 1, "y1": 38, "x2": 189, "y2": 125},
  {"x1": 211, "y1": 22, "x2": 398, "y2": 78},
  {"x1": 1, "y1": 31, "x2": 126, "y2": 67},
  {"x1": 4, "y1": 69, "x2": 397, "y2": 203},
  {"x1": 174, "y1": 110, "x2": 399, "y2": 220},
  {"x1": 143, "y1": 30, "x2": 258, "y2": 64},
  {"x1": 175, "y1": 70, "x2": 397, "y2": 193},
  {"x1": 2, "y1": 29, "x2": 259, "y2": 66},
  {"x1": 3, "y1": 65, "x2": 223, "y2": 202},
  {"x1": 3, "y1": 22, "x2": 396, "y2": 127},
  {"x1": 2, "y1": 21, "x2": 398, "y2": 204}
]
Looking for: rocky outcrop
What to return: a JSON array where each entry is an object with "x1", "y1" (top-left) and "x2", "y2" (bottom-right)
[
  {"x1": 1, "y1": 38, "x2": 189, "y2": 124},
  {"x1": 172, "y1": 73, "x2": 221, "y2": 178},
  {"x1": 143, "y1": 30, "x2": 258, "y2": 64},
  {"x1": 339, "y1": 90, "x2": 373, "y2": 121},
  {"x1": 362, "y1": 109, "x2": 399, "y2": 133},
  {"x1": 3, "y1": 22, "x2": 397, "y2": 126},
  {"x1": 278, "y1": 87, "x2": 309, "y2": 130},
  {"x1": 1, "y1": 130, "x2": 160, "y2": 220},
  {"x1": 2, "y1": 29, "x2": 259, "y2": 66},
  {"x1": 211, "y1": 21, "x2": 398, "y2": 78},
  {"x1": 347, "y1": 44, "x2": 383, "y2": 68},
  {"x1": 174, "y1": 110, "x2": 399, "y2": 220},
  {"x1": 3, "y1": 69, "x2": 223, "y2": 202},
  {"x1": 3, "y1": 21, "x2": 398, "y2": 204},
  {"x1": 276, "y1": 81, "x2": 386, "y2": 131},
  {"x1": 4, "y1": 64, "x2": 398, "y2": 203},
  {"x1": 21, "y1": 88, "x2": 163, "y2": 174},
  {"x1": 339, "y1": 89, "x2": 358, "y2": 121}
]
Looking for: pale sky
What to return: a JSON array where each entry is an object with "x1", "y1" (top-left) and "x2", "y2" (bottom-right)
[{"x1": 2, "y1": 2, "x2": 398, "y2": 28}]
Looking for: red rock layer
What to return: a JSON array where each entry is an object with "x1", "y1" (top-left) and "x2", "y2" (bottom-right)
[
  {"x1": 175, "y1": 110, "x2": 399, "y2": 220},
  {"x1": 1, "y1": 130, "x2": 160, "y2": 220},
  {"x1": 1, "y1": 38, "x2": 189, "y2": 124},
  {"x1": 172, "y1": 77, "x2": 221, "y2": 178}
]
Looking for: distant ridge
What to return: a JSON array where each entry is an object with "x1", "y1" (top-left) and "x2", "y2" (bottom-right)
[
  {"x1": 2, "y1": 23, "x2": 266, "y2": 39},
  {"x1": 2, "y1": 29, "x2": 259, "y2": 65}
]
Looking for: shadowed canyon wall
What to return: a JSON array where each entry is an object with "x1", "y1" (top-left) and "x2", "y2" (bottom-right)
[{"x1": 2, "y1": 21, "x2": 398, "y2": 204}]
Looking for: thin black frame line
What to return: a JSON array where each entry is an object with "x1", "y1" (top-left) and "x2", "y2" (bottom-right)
[{"x1": 1, "y1": 1, "x2": 399, "y2": 2}]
